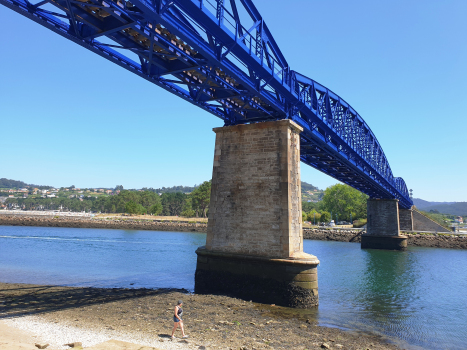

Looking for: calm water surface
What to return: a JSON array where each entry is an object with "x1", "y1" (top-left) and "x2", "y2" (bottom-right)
[{"x1": 1, "y1": 225, "x2": 466, "y2": 349}]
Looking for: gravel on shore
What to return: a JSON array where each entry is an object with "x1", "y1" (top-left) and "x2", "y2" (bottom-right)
[
  {"x1": 4, "y1": 315, "x2": 195, "y2": 350},
  {"x1": 0, "y1": 282, "x2": 400, "y2": 350}
]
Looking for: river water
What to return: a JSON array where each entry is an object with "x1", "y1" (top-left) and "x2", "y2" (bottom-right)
[{"x1": 1, "y1": 225, "x2": 466, "y2": 349}]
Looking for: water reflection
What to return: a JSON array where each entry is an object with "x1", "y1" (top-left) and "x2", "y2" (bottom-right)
[
  {"x1": 353, "y1": 249, "x2": 423, "y2": 347},
  {"x1": 359, "y1": 249, "x2": 420, "y2": 316},
  {"x1": 303, "y1": 241, "x2": 467, "y2": 350}
]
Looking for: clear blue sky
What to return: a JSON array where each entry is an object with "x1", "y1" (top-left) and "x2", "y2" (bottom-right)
[{"x1": 0, "y1": 1, "x2": 466, "y2": 201}]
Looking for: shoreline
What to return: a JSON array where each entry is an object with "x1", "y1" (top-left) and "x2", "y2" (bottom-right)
[
  {"x1": 0, "y1": 282, "x2": 401, "y2": 350},
  {"x1": 1, "y1": 214, "x2": 466, "y2": 249},
  {"x1": 0, "y1": 214, "x2": 206, "y2": 233},
  {"x1": 303, "y1": 228, "x2": 467, "y2": 249}
]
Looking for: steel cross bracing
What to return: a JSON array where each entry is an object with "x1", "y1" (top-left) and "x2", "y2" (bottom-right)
[{"x1": 0, "y1": 0, "x2": 413, "y2": 208}]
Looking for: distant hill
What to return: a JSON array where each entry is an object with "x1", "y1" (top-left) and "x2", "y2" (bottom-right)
[
  {"x1": 0, "y1": 178, "x2": 28, "y2": 189},
  {"x1": 412, "y1": 198, "x2": 454, "y2": 210},
  {"x1": 412, "y1": 198, "x2": 466, "y2": 216},
  {"x1": 421, "y1": 203, "x2": 467, "y2": 216},
  {"x1": 301, "y1": 181, "x2": 319, "y2": 193},
  {"x1": 301, "y1": 181, "x2": 323, "y2": 202},
  {"x1": 0, "y1": 178, "x2": 52, "y2": 190}
]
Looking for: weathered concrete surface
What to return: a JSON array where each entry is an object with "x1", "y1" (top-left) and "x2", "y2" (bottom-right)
[
  {"x1": 362, "y1": 199, "x2": 407, "y2": 250},
  {"x1": 399, "y1": 209, "x2": 413, "y2": 231},
  {"x1": 198, "y1": 120, "x2": 319, "y2": 308},
  {"x1": 413, "y1": 209, "x2": 451, "y2": 233},
  {"x1": 366, "y1": 199, "x2": 400, "y2": 236},
  {"x1": 206, "y1": 119, "x2": 304, "y2": 258},
  {"x1": 361, "y1": 235, "x2": 408, "y2": 250},
  {"x1": 195, "y1": 247, "x2": 319, "y2": 308}
]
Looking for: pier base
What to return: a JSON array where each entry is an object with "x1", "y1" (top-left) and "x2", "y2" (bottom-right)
[
  {"x1": 195, "y1": 120, "x2": 319, "y2": 308},
  {"x1": 361, "y1": 235, "x2": 407, "y2": 250},
  {"x1": 195, "y1": 248, "x2": 319, "y2": 308},
  {"x1": 363, "y1": 198, "x2": 407, "y2": 250}
]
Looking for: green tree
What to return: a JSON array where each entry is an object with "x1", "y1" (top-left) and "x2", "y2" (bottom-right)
[
  {"x1": 320, "y1": 211, "x2": 331, "y2": 223},
  {"x1": 125, "y1": 201, "x2": 138, "y2": 215},
  {"x1": 180, "y1": 197, "x2": 196, "y2": 217},
  {"x1": 321, "y1": 184, "x2": 368, "y2": 221},
  {"x1": 148, "y1": 203, "x2": 163, "y2": 215},
  {"x1": 125, "y1": 201, "x2": 146, "y2": 215},
  {"x1": 118, "y1": 190, "x2": 139, "y2": 204},
  {"x1": 306, "y1": 210, "x2": 321, "y2": 223},
  {"x1": 161, "y1": 192, "x2": 186, "y2": 216},
  {"x1": 139, "y1": 191, "x2": 161, "y2": 209},
  {"x1": 302, "y1": 201, "x2": 319, "y2": 213},
  {"x1": 191, "y1": 180, "x2": 211, "y2": 218}
]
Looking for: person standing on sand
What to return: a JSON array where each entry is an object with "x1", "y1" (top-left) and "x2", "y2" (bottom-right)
[{"x1": 171, "y1": 300, "x2": 188, "y2": 339}]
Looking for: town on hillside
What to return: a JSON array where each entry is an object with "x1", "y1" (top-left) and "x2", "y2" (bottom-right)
[{"x1": 0, "y1": 178, "x2": 465, "y2": 231}]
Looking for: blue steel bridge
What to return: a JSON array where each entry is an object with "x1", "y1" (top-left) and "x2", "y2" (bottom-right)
[{"x1": 1, "y1": 0, "x2": 413, "y2": 209}]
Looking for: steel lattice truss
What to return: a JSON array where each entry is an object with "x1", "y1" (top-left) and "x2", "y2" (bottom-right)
[{"x1": 0, "y1": 0, "x2": 413, "y2": 208}]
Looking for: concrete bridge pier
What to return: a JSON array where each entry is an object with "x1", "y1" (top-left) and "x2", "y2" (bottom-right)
[
  {"x1": 399, "y1": 208, "x2": 414, "y2": 231},
  {"x1": 361, "y1": 199, "x2": 408, "y2": 250},
  {"x1": 195, "y1": 120, "x2": 319, "y2": 308}
]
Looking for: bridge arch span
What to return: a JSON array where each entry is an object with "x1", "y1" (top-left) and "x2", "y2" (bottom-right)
[{"x1": 0, "y1": 0, "x2": 412, "y2": 208}]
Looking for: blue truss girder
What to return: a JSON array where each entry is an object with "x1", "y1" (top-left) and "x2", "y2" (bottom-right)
[{"x1": 0, "y1": 0, "x2": 413, "y2": 209}]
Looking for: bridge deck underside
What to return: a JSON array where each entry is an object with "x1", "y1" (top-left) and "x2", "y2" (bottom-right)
[
  {"x1": 0, "y1": 0, "x2": 412, "y2": 208},
  {"x1": 301, "y1": 140, "x2": 386, "y2": 200}
]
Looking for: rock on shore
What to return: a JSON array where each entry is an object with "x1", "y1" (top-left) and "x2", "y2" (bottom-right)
[
  {"x1": 0, "y1": 215, "x2": 206, "y2": 233},
  {"x1": 0, "y1": 282, "x2": 400, "y2": 350},
  {"x1": 303, "y1": 228, "x2": 364, "y2": 242},
  {"x1": 304, "y1": 228, "x2": 467, "y2": 249}
]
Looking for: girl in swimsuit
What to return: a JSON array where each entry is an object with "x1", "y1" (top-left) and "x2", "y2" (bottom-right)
[{"x1": 171, "y1": 300, "x2": 188, "y2": 339}]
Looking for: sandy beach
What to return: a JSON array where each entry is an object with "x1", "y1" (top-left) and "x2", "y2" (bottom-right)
[{"x1": 0, "y1": 282, "x2": 402, "y2": 350}]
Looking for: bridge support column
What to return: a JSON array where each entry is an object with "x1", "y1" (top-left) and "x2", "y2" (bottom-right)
[
  {"x1": 361, "y1": 199, "x2": 407, "y2": 250},
  {"x1": 399, "y1": 208, "x2": 414, "y2": 231},
  {"x1": 195, "y1": 120, "x2": 319, "y2": 308}
]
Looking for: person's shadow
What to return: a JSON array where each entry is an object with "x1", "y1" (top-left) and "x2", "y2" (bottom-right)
[{"x1": 158, "y1": 334, "x2": 172, "y2": 338}]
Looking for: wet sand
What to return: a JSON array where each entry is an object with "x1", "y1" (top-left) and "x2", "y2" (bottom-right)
[{"x1": 0, "y1": 282, "x2": 401, "y2": 350}]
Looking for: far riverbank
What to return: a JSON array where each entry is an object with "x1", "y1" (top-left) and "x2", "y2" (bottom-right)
[
  {"x1": 1, "y1": 214, "x2": 466, "y2": 249},
  {"x1": 0, "y1": 214, "x2": 206, "y2": 233}
]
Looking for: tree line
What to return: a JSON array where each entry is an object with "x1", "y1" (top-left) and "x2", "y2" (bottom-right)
[
  {"x1": 302, "y1": 184, "x2": 368, "y2": 224},
  {"x1": 5, "y1": 181, "x2": 212, "y2": 218},
  {"x1": 6, "y1": 181, "x2": 368, "y2": 222}
]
